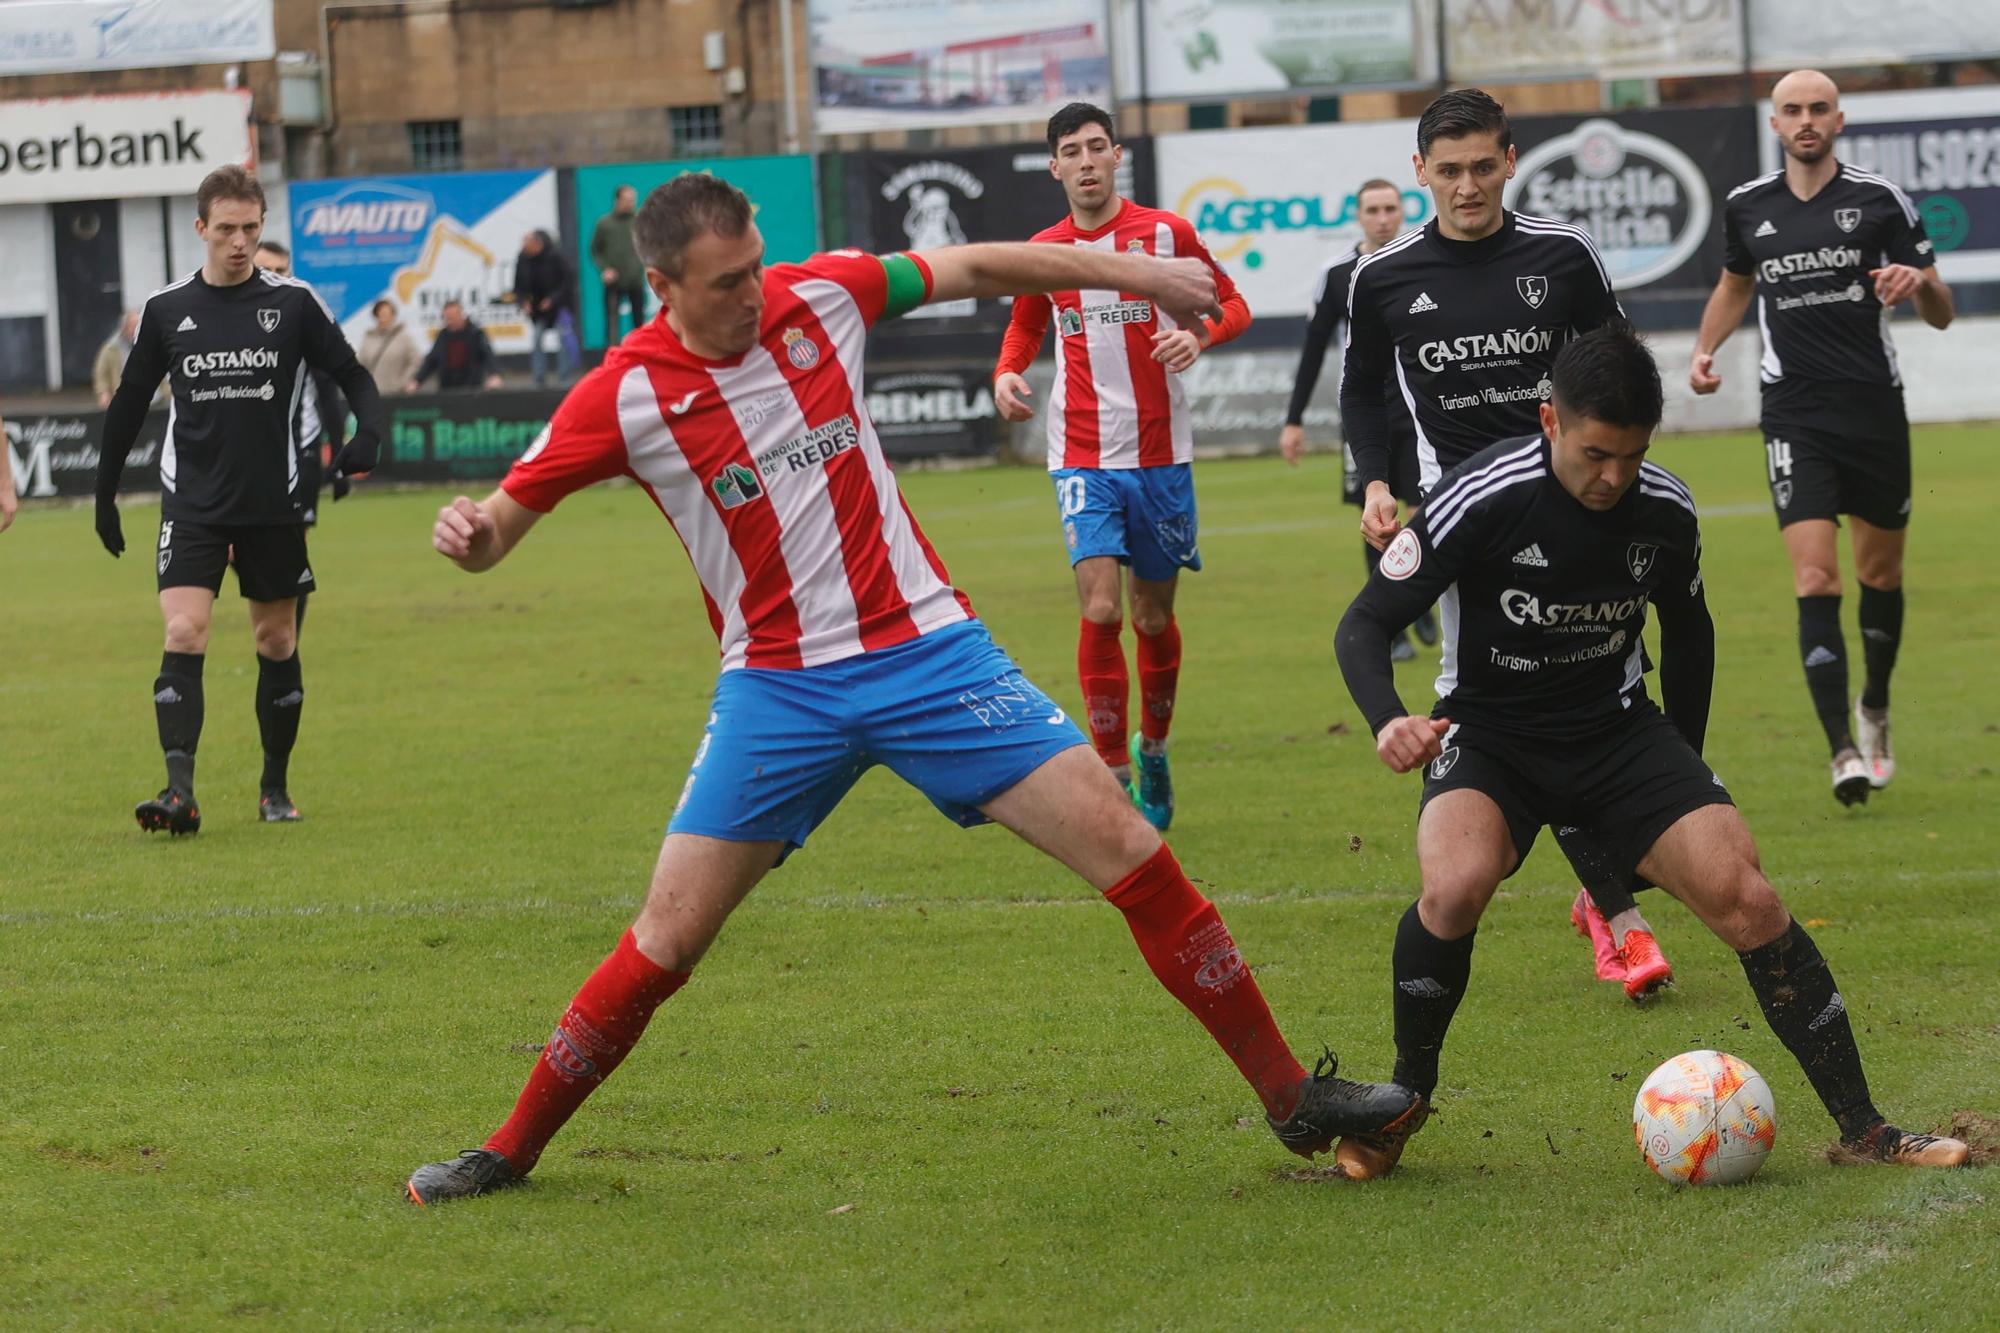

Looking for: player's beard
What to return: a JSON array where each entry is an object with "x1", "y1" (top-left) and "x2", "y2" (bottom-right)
[{"x1": 1785, "y1": 134, "x2": 1833, "y2": 164}]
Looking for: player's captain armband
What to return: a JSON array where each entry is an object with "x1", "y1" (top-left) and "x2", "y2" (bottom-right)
[
  {"x1": 880, "y1": 253, "x2": 933, "y2": 320},
  {"x1": 1381, "y1": 528, "x2": 1422, "y2": 580}
]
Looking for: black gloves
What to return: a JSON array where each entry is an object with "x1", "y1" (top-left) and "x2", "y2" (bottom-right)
[
  {"x1": 95, "y1": 497, "x2": 125, "y2": 557},
  {"x1": 331, "y1": 426, "x2": 379, "y2": 480}
]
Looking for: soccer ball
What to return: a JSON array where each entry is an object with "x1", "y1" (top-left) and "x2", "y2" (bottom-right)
[{"x1": 1632, "y1": 1049, "x2": 1777, "y2": 1186}]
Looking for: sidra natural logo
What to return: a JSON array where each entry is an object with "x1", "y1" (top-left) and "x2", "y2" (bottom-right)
[{"x1": 1509, "y1": 119, "x2": 1710, "y2": 291}]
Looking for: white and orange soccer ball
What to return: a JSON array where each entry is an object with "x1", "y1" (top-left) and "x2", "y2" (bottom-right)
[{"x1": 1633, "y1": 1049, "x2": 1777, "y2": 1186}]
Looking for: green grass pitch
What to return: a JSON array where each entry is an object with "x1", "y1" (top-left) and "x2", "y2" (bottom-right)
[{"x1": 2, "y1": 426, "x2": 1995, "y2": 1327}]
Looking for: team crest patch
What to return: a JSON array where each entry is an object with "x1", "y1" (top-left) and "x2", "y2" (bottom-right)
[
  {"x1": 1773, "y1": 479, "x2": 1793, "y2": 509},
  {"x1": 1126, "y1": 237, "x2": 1147, "y2": 253},
  {"x1": 710, "y1": 461, "x2": 765, "y2": 509},
  {"x1": 1834, "y1": 208, "x2": 1861, "y2": 234},
  {"x1": 1154, "y1": 513, "x2": 1197, "y2": 560},
  {"x1": 782, "y1": 327, "x2": 819, "y2": 370},
  {"x1": 258, "y1": 308, "x2": 280, "y2": 332},
  {"x1": 1380, "y1": 528, "x2": 1422, "y2": 580},
  {"x1": 158, "y1": 551, "x2": 172, "y2": 575},
  {"x1": 1058, "y1": 307, "x2": 1084, "y2": 337},
  {"x1": 1516, "y1": 275, "x2": 1549, "y2": 309},
  {"x1": 1626, "y1": 542, "x2": 1658, "y2": 582},
  {"x1": 1429, "y1": 747, "x2": 1460, "y2": 780}
]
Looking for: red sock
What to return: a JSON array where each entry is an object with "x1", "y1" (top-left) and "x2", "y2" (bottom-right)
[
  {"x1": 1077, "y1": 617, "x2": 1129, "y2": 767},
  {"x1": 1103, "y1": 844, "x2": 1308, "y2": 1118},
  {"x1": 1135, "y1": 618, "x2": 1181, "y2": 745},
  {"x1": 485, "y1": 930, "x2": 689, "y2": 1173}
]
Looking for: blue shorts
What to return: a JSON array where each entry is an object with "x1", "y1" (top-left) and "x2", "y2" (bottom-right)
[
  {"x1": 1051, "y1": 464, "x2": 1201, "y2": 582},
  {"x1": 668, "y1": 620, "x2": 1089, "y2": 859}
]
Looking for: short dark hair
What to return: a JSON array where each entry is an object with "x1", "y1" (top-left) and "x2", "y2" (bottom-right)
[
  {"x1": 1047, "y1": 102, "x2": 1115, "y2": 154},
  {"x1": 196, "y1": 164, "x2": 266, "y2": 222},
  {"x1": 254, "y1": 238, "x2": 289, "y2": 259},
  {"x1": 633, "y1": 173, "x2": 754, "y2": 278},
  {"x1": 442, "y1": 300, "x2": 464, "y2": 313},
  {"x1": 1550, "y1": 321, "x2": 1663, "y2": 431},
  {"x1": 1356, "y1": 177, "x2": 1400, "y2": 200},
  {"x1": 372, "y1": 298, "x2": 397, "y2": 318},
  {"x1": 1416, "y1": 88, "x2": 1511, "y2": 159}
]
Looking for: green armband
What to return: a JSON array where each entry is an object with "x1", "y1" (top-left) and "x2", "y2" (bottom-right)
[{"x1": 880, "y1": 253, "x2": 930, "y2": 320}]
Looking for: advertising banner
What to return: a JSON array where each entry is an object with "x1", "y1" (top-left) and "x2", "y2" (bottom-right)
[
  {"x1": 0, "y1": 90, "x2": 253, "y2": 206},
  {"x1": 4, "y1": 406, "x2": 167, "y2": 500},
  {"x1": 1156, "y1": 120, "x2": 1430, "y2": 318},
  {"x1": 836, "y1": 140, "x2": 1146, "y2": 336},
  {"x1": 1761, "y1": 87, "x2": 2000, "y2": 284},
  {"x1": 862, "y1": 363, "x2": 1006, "y2": 459},
  {"x1": 1111, "y1": 0, "x2": 1419, "y2": 100},
  {"x1": 0, "y1": 0, "x2": 274, "y2": 77},
  {"x1": 289, "y1": 170, "x2": 559, "y2": 357},
  {"x1": 1442, "y1": 0, "x2": 1741, "y2": 82},
  {"x1": 1506, "y1": 108, "x2": 1758, "y2": 299},
  {"x1": 572, "y1": 154, "x2": 818, "y2": 350},
  {"x1": 1749, "y1": 1, "x2": 2000, "y2": 68},
  {"x1": 810, "y1": 0, "x2": 1111, "y2": 136}
]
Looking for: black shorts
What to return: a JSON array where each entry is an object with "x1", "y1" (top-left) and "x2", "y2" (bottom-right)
[
  {"x1": 1760, "y1": 381, "x2": 1911, "y2": 531},
  {"x1": 1418, "y1": 705, "x2": 1733, "y2": 882},
  {"x1": 156, "y1": 518, "x2": 316, "y2": 602}
]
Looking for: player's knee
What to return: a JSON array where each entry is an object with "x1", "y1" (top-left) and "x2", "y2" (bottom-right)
[
  {"x1": 1709, "y1": 866, "x2": 1787, "y2": 951},
  {"x1": 163, "y1": 614, "x2": 209, "y2": 653},
  {"x1": 1079, "y1": 596, "x2": 1121, "y2": 628},
  {"x1": 1416, "y1": 876, "x2": 1491, "y2": 940},
  {"x1": 255, "y1": 623, "x2": 298, "y2": 660},
  {"x1": 1793, "y1": 563, "x2": 1841, "y2": 598},
  {"x1": 1130, "y1": 602, "x2": 1171, "y2": 637}
]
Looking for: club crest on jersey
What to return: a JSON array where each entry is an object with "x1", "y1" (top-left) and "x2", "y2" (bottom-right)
[
  {"x1": 258, "y1": 308, "x2": 280, "y2": 332},
  {"x1": 1430, "y1": 748, "x2": 1460, "y2": 780},
  {"x1": 1516, "y1": 276, "x2": 1549, "y2": 309},
  {"x1": 1154, "y1": 513, "x2": 1197, "y2": 561},
  {"x1": 1835, "y1": 208, "x2": 1861, "y2": 234},
  {"x1": 710, "y1": 462, "x2": 765, "y2": 510},
  {"x1": 1126, "y1": 237, "x2": 1147, "y2": 253},
  {"x1": 781, "y1": 327, "x2": 819, "y2": 370},
  {"x1": 1774, "y1": 480, "x2": 1793, "y2": 509},
  {"x1": 1627, "y1": 543, "x2": 1658, "y2": 582},
  {"x1": 1058, "y1": 307, "x2": 1084, "y2": 337}
]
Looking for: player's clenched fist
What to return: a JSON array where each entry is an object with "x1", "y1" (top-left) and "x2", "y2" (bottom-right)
[
  {"x1": 1688, "y1": 351, "x2": 1722, "y2": 396},
  {"x1": 1147, "y1": 257, "x2": 1223, "y2": 329},
  {"x1": 1376, "y1": 715, "x2": 1451, "y2": 774},
  {"x1": 993, "y1": 371, "x2": 1035, "y2": 422},
  {"x1": 433, "y1": 495, "x2": 494, "y2": 562},
  {"x1": 1360, "y1": 481, "x2": 1402, "y2": 551}
]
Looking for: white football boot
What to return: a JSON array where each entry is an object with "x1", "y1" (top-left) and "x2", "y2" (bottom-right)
[
  {"x1": 1831, "y1": 747, "x2": 1871, "y2": 807},
  {"x1": 1853, "y1": 698, "x2": 1895, "y2": 789}
]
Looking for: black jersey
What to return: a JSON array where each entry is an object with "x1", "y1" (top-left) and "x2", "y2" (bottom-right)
[
  {"x1": 1341, "y1": 213, "x2": 1622, "y2": 494},
  {"x1": 1723, "y1": 162, "x2": 1933, "y2": 425},
  {"x1": 1335, "y1": 435, "x2": 1713, "y2": 746},
  {"x1": 110, "y1": 268, "x2": 370, "y2": 525}
]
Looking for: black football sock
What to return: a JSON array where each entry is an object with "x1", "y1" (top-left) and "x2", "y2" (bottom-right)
[
  {"x1": 255, "y1": 652, "x2": 304, "y2": 792},
  {"x1": 1390, "y1": 902, "x2": 1475, "y2": 1099},
  {"x1": 1739, "y1": 920, "x2": 1880, "y2": 1141},
  {"x1": 1796, "y1": 595, "x2": 1852, "y2": 754},
  {"x1": 154, "y1": 651, "x2": 205, "y2": 793},
  {"x1": 294, "y1": 590, "x2": 309, "y2": 637},
  {"x1": 1857, "y1": 584, "x2": 1903, "y2": 711}
]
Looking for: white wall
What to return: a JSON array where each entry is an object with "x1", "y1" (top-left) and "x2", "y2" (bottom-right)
[{"x1": 0, "y1": 204, "x2": 55, "y2": 386}]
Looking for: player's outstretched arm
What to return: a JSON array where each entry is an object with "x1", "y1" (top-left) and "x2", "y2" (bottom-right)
[
  {"x1": 1689, "y1": 270, "x2": 1754, "y2": 395},
  {"x1": 433, "y1": 489, "x2": 543, "y2": 573},
  {"x1": 918, "y1": 243, "x2": 1223, "y2": 330},
  {"x1": 1334, "y1": 529, "x2": 1456, "y2": 771}
]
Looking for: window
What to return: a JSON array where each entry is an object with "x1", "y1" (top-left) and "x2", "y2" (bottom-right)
[
  {"x1": 407, "y1": 120, "x2": 463, "y2": 172},
  {"x1": 668, "y1": 104, "x2": 725, "y2": 157}
]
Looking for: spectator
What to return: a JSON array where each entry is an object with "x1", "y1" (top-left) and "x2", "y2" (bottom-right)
[
  {"x1": 407, "y1": 301, "x2": 504, "y2": 393},
  {"x1": 359, "y1": 299, "x2": 424, "y2": 392},
  {"x1": 0, "y1": 402, "x2": 16, "y2": 532},
  {"x1": 94, "y1": 311, "x2": 165, "y2": 409},
  {"x1": 514, "y1": 229, "x2": 581, "y2": 386},
  {"x1": 591, "y1": 184, "x2": 649, "y2": 341}
]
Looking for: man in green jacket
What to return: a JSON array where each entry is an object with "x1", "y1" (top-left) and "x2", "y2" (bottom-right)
[{"x1": 589, "y1": 184, "x2": 648, "y2": 342}]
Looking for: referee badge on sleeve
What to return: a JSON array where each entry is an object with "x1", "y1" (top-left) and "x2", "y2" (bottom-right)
[{"x1": 1381, "y1": 528, "x2": 1422, "y2": 580}]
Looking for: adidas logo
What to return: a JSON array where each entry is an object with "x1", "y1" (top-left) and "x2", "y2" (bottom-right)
[
  {"x1": 154, "y1": 686, "x2": 182, "y2": 704},
  {"x1": 1862, "y1": 627, "x2": 1893, "y2": 643},
  {"x1": 297, "y1": 569, "x2": 313, "y2": 584},
  {"x1": 1408, "y1": 291, "x2": 1438, "y2": 314},
  {"x1": 272, "y1": 689, "x2": 304, "y2": 709},
  {"x1": 1808, "y1": 991, "x2": 1846, "y2": 1032},
  {"x1": 1398, "y1": 977, "x2": 1448, "y2": 999},
  {"x1": 1803, "y1": 645, "x2": 1838, "y2": 668},
  {"x1": 1511, "y1": 543, "x2": 1549, "y2": 567},
  {"x1": 177, "y1": 315, "x2": 198, "y2": 331},
  {"x1": 1754, "y1": 220, "x2": 1777, "y2": 237}
]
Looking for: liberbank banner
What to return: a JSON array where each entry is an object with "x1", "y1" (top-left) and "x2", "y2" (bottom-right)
[
  {"x1": 1506, "y1": 108, "x2": 1758, "y2": 298},
  {"x1": 0, "y1": 1, "x2": 274, "y2": 77},
  {"x1": 1157, "y1": 120, "x2": 1430, "y2": 318},
  {"x1": 0, "y1": 90, "x2": 253, "y2": 206},
  {"x1": 290, "y1": 170, "x2": 559, "y2": 357},
  {"x1": 1762, "y1": 87, "x2": 2000, "y2": 284}
]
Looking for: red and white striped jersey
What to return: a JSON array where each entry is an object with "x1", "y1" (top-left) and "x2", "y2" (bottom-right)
[
  {"x1": 502, "y1": 250, "x2": 974, "y2": 673},
  {"x1": 997, "y1": 201, "x2": 1248, "y2": 473}
]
